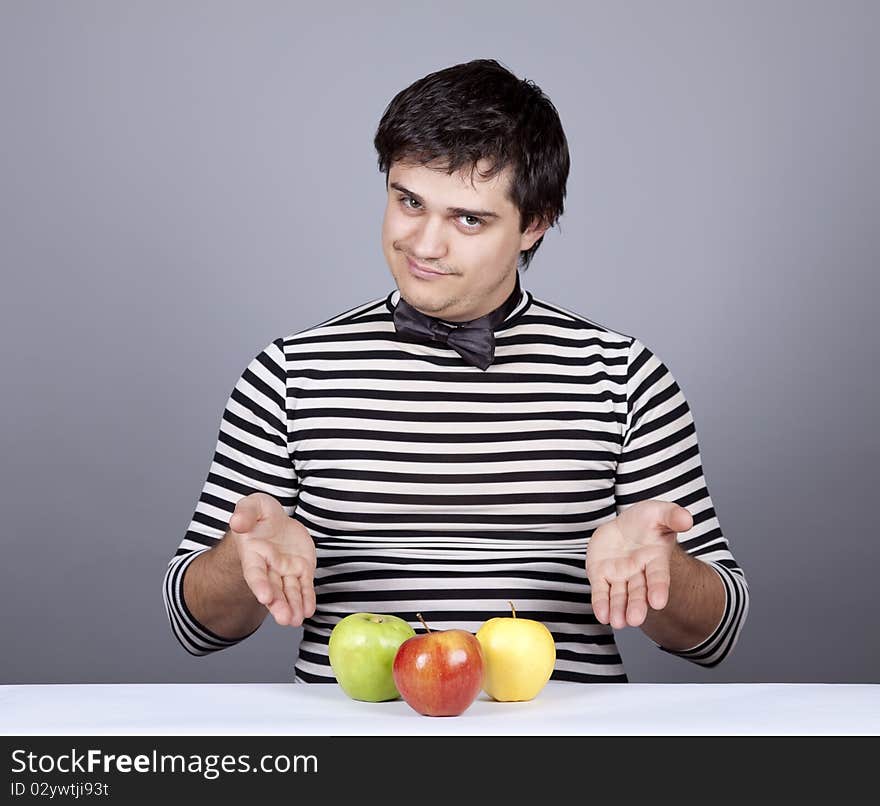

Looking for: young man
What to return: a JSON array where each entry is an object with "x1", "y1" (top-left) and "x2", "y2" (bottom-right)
[{"x1": 163, "y1": 59, "x2": 749, "y2": 683}]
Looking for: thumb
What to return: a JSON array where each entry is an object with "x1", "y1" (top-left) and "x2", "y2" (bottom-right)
[
  {"x1": 229, "y1": 494, "x2": 264, "y2": 534},
  {"x1": 664, "y1": 503, "x2": 694, "y2": 534}
]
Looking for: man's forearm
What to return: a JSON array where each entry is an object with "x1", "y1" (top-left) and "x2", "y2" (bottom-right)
[
  {"x1": 639, "y1": 544, "x2": 726, "y2": 651},
  {"x1": 183, "y1": 531, "x2": 268, "y2": 639}
]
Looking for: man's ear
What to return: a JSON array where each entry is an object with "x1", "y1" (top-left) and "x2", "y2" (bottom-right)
[{"x1": 520, "y1": 216, "x2": 551, "y2": 252}]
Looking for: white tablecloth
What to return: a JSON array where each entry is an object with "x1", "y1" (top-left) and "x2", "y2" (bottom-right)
[{"x1": 1, "y1": 682, "x2": 877, "y2": 736}]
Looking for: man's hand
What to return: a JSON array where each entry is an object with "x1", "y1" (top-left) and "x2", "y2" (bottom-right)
[
  {"x1": 229, "y1": 492, "x2": 317, "y2": 627},
  {"x1": 586, "y1": 500, "x2": 694, "y2": 629}
]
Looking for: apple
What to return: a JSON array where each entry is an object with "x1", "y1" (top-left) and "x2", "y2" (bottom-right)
[
  {"x1": 328, "y1": 613, "x2": 416, "y2": 702},
  {"x1": 475, "y1": 601, "x2": 556, "y2": 702},
  {"x1": 392, "y1": 614, "x2": 485, "y2": 717}
]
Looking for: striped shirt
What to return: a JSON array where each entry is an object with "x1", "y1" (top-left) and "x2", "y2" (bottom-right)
[{"x1": 163, "y1": 283, "x2": 750, "y2": 683}]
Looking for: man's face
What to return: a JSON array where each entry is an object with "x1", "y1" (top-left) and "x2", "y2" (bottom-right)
[{"x1": 381, "y1": 159, "x2": 547, "y2": 322}]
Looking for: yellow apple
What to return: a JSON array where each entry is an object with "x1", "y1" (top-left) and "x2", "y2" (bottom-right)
[{"x1": 475, "y1": 602, "x2": 556, "y2": 702}]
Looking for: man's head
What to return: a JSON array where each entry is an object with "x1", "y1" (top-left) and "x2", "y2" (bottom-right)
[{"x1": 374, "y1": 59, "x2": 569, "y2": 321}]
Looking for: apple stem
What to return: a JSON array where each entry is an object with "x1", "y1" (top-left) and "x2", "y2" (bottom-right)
[
  {"x1": 417, "y1": 613, "x2": 431, "y2": 633},
  {"x1": 509, "y1": 601, "x2": 517, "y2": 618}
]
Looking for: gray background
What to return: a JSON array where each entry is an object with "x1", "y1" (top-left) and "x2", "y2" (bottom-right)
[{"x1": 2, "y1": 1, "x2": 877, "y2": 685}]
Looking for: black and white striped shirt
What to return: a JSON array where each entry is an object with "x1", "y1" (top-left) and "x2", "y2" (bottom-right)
[{"x1": 163, "y1": 283, "x2": 750, "y2": 683}]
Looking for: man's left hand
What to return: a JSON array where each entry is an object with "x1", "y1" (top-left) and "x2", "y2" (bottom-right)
[{"x1": 586, "y1": 500, "x2": 694, "y2": 629}]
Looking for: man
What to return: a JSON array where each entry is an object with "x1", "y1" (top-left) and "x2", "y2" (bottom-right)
[{"x1": 163, "y1": 59, "x2": 749, "y2": 683}]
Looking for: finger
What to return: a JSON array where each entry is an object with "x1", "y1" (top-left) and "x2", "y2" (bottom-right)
[
  {"x1": 625, "y1": 573, "x2": 649, "y2": 627},
  {"x1": 609, "y1": 578, "x2": 628, "y2": 629},
  {"x1": 240, "y1": 551, "x2": 275, "y2": 607},
  {"x1": 230, "y1": 495, "x2": 262, "y2": 534},
  {"x1": 645, "y1": 555, "x2": 671, "y2": 611},
  {"x1": 267, "y1": 568, "x2": 292, "y2": 625},
  {"x1": 589, "y1": 574, "x2": 611, "y2": 624},
  {"x1": 282, "y1": 574, "x2": 303, "y2": 626},
  {"x1": 663, "y1": 503, "x2": 693, "y2": 534},
  {"x1": 300, "y1": 564, "x2": 316, "y2": 619}
]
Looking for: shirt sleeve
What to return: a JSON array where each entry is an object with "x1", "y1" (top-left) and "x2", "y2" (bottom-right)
[
  {"x1": 162, "y1": 337, "x2": 298, "y2": 655},
  {"x1": 614, "y1": 337, "x2": 750, "y2": 667}
]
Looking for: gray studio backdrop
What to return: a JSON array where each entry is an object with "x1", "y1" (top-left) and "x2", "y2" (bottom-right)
[{"x1": 2, "y1": 1, "x2": 877, "y2": 684}]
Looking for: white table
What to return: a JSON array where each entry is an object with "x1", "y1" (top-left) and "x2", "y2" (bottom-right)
[{"x1": 2, "y1": 682, "x2": 877, "y2": 735}]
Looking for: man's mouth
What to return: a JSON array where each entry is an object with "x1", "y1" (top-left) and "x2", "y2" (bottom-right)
[{"x1": 406, "y1": 256, "x2": 449, "y2": 277}]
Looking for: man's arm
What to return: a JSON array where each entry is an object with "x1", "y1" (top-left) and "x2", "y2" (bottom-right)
[
  {"x1": 182, "y1": 531, "x2": 268, "y2": 640},
  {"x1": 638, "y1": 541, "x2": 726, "y2": 651},
  {"x1": 596, "y1": 337, "x2": 750, "y2": 667},
  {"x1": 587, "y1": 500, "x2": 729, "y2": 650},
  {"x1": 182, "y1": 493, "x2": 317, "y2": 638},
  {"x1": 163, "y1": 337, "x2": 304, "y2": 655}
]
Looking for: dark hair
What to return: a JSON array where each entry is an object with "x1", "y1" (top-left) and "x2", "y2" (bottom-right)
[{"x1": 373, "y1": 59, "x2": 569, "y2": 271}]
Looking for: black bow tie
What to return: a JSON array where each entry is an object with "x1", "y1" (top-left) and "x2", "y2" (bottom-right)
[{"x1": 392, "y1": 277, "x2": 522, "y2": 371}]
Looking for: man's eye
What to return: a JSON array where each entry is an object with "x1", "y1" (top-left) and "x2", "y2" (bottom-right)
[{"x1": 398, "y1": 195, "x2": 483, "y2": 230}]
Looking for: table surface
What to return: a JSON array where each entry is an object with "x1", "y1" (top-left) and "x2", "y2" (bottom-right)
[{"x1": 2, "y1": 682, "x2": 878, "y2": 735}]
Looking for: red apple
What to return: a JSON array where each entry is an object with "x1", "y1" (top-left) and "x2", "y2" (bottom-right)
[{"x1": 392, "y1": 614, "x2": 485, "y2": 717}]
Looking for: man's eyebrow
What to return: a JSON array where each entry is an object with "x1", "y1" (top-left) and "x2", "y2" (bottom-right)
[{"x1": 389, "y1": 182, "x2": 500, "y2": 219}]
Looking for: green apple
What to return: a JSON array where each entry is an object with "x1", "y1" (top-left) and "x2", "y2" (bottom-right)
[
  {"x1": 475, "y1": 602, "x2": 556, "y2": 702},
  {"x1": 328, "y1": 613, "x2": 416, "y2": 702}
]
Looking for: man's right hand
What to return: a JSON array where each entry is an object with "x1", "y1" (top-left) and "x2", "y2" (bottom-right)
[{"x1": 228, "y1": 492, "x2": 317, "y2": 627}]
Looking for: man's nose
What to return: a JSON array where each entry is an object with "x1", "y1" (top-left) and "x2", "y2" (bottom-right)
[{"x1": 409, "y1": 215, "x2": 448, "y2": 260}]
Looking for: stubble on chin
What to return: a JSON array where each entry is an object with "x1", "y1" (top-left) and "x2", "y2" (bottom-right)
[
  {"x1": 391, "y1": 258, "x2": 459, "y2": 317},
  {"x1": 399, "y1": 284, "x2": 460, "y2": 317}
]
